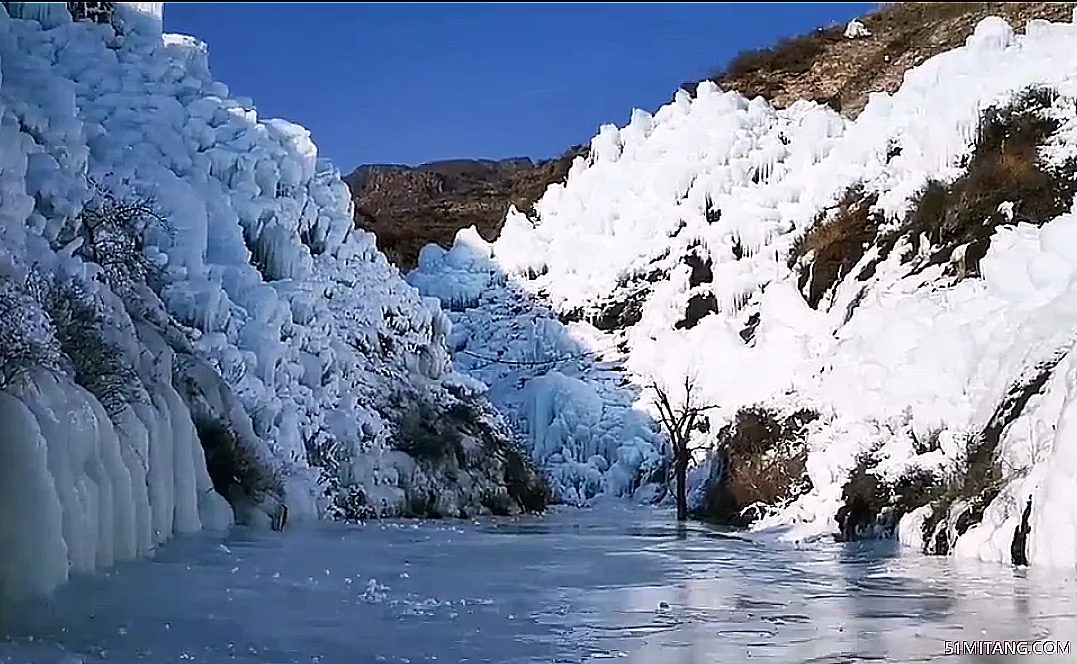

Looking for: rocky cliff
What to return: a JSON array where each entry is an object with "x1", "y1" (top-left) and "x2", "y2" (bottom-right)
[{"x1": 346, "y1": 149, "x2": 583, "y2": 270}]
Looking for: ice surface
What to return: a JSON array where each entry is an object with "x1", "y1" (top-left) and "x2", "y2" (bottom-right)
[
  {"x1": 414, "y1": 14, "x2": 1077, "y2": 568},
  {"x1": 1, "y1": 507, "x2": 1075, "y2": 663}
]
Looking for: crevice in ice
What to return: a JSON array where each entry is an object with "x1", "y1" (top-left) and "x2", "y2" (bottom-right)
[
  {"x1": 673, "y1": 292, "x2": 720, "y2": 331},
  {"x1": 1010, "y1": 498, "x2": 1032, "y2": 567},
  {"x1": 169, "y1": 350, "x2": 285, "y2": 526}
]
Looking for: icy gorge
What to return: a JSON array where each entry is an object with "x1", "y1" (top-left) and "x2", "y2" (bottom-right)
[{"x1": 1, "y1": 1, "x2": 1077, "y2": 646}]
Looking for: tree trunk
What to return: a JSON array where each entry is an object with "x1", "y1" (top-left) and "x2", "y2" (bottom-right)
[{"x1": 675, "y1": 451, "x2": 688, "y2": 522}]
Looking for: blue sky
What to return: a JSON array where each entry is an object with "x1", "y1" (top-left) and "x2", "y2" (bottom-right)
[{"x1": 163, "y1": 3, "x2": 874, "y2": 173}]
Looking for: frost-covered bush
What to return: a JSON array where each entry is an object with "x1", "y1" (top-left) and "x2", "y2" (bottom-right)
[
  {"x1": 0, "y1": 261, "x2": 147, "y2": 421},
  {"x1": 395, "y1": 400, "x2": 468, "y2": 463},
  {"x1": 54, "y1": 177, "x2": 171, "y2": 298},
  {"x1": 30, "y1": 272, "x2": 147, "y2": 418},
  {"x1": 0, "y1": 273, "x2": 62, "y2": 390}
]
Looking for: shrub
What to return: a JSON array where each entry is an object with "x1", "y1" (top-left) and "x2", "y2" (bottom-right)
[
  {"x1": 391, "y1": 394, "x2": 550, "y2": 517},
  {"x1": 889, "y1": 86, "x2": 1077, "y2": 278},
  {"x1": 836, "y1": 450, "x2": 945, "y2": 542},
  {"x1": 501, "y1": 441, "x2": 549, "y2": 513},
  {"x1": 0, "y1": 273, "x2": 63, "y2": 390},
  {"x1": 695, "y1": 406, "x2": 819, "y2": 526},
  {"x1": 31, "y1": 273, "x2": 147, "y2": 418},
  {"x1": 789, "y1": 185, "x2": 880, "y2": 309},
  {"x1": 394, "y1": 399, "x2": 467, "y2": 464},
  {"x1": 56, "y1": 177, "x2": 171, "y2": 297}
]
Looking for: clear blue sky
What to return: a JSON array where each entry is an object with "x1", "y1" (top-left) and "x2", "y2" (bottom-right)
[{"x1": 163, "y1": 3, "x2": 874, "y2": 173}]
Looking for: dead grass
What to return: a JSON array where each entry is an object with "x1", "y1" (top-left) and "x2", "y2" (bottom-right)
[
  {"x1": 699, "y1": 3, "x2": 1075, "y2": 116},
  {"x1": 790, "y1": 87, "x2": 1077, "y2": 310},
  {"x1": 724, "y1": 28, "x2": 844, "y2": 77},
  {"x1": 695, "y1": 406, "x2": 818, "y2": 526},
  {"x1": 789, "y1": 186, "x2": 880, "y2": 308},
  {"x1": 889, "y1": 86, "x2": 1077, "y2": 278}
]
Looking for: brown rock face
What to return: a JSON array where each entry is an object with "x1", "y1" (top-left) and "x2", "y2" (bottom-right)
[
  {"x1": 345, "y1": 148, "x2": 585, "y2": 270},
  {"x1": 708, "y1": 2, "x2": 1075, "y2": 117}
]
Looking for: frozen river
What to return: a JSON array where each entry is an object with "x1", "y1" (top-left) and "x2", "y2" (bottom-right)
[{"x1": 1, "y1": 504, "x2": 1075, "y2": 664}]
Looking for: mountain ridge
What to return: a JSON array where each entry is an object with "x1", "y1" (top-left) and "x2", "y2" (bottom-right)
[{"x1": 346, "y1": 2, "x2": 1076, "y2": 273}]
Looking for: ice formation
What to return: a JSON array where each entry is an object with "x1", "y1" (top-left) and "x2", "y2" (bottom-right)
[
  {"x1": 844, "y1": 19, "x2": 871, "y2": 39},
  {"x1": 409, "y1": 230, "x2": 667, "y2": 505},
  {"x1": 0, "y1": 1, "x2": 541, "y2": 602},
  {"x1": 412, "y1": 13, "x2": 1077, "y2": 568}
]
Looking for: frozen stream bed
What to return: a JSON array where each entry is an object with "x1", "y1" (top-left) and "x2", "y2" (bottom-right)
[{"x1": 1, "y1": 504, "x2": 1075, "y2": 664}]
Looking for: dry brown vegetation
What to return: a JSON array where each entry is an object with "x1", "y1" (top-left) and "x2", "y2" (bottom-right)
[
  {"x1": 705, "y1": 3, "x2": 1075, "y2": 117},
  {"x1": 791, "y1": 86, "x2": 1077, "y2": 312},
  {"x1": 722, "y1": 26, "x2": 846, "y2": 82},
  {"x1": 889, "y1": 87, "x2": 1077, "y2": 277},
  {"x1": 347, "y1": 147, "x2": 585, "y2": 269},
  {"x1": 789, "y1": 187, "x2": 880, "y2": 309},
  {"x1": 695, "y1": 406, "x2": 818, "y2": 527}
]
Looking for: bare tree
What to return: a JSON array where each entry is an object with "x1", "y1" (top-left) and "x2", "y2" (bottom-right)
[{"x1": 650, "y1": 375, "x2": 717, "y2": 521}]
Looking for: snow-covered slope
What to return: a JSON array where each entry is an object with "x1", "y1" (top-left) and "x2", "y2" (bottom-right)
[
  {"x1": 410, "y1": 13, "x2": 1077, "y2": 568},
  {"x1": 0, "y1": 2, "x2": 544, "y2": 602}
]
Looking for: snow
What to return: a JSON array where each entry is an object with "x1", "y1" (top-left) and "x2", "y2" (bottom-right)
[
  {"x1": 409, "y1": 230, "x2": 666, "y2": 505},
  {"x1": 0, "y1": 0, "x2": 520, "y2": 602},
  {"x1": 844, "y1": 19, "x2": 871, "y2": 39},
  {"x1": 413, "y1": 13, "x2": 1077, "y2": 568}
]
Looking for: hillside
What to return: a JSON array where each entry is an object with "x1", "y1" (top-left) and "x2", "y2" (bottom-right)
[
  {"x1": 345, "y1": 148, "x2": 583, "y2": 269},
  {"x1": 0, "y1": 1, "x2": 546, "y2": 603},
  {"x1": 710, "y1": 2, "x2": 1075, "y2": 116},
  {"x1": 347, "y1": 3, "x2": 1076, "y2": 272},
  {"x1": 410, "y1": 10, "x2": 1077, "y2": 570}
]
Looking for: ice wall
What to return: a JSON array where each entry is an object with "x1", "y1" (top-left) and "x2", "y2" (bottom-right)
[
  {"x1": 0, "y1": 0, "x2": 524, "y2": 600},
  {"x1": 409, "y1": 230, "x2": 667, "y2": 505}
]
